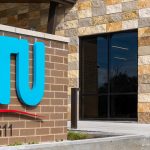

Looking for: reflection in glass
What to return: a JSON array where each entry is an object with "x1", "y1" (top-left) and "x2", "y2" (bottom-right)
[
  {"x1": 110, "y1": 32, "x2": 138, "y2": 93},
  {"x1": 97, "y1": 37, "x2": 108, "y2": 94}
]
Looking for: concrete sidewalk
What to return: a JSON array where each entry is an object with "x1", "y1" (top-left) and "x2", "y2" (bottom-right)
[{"x1": 68, "y1": 121, "x2": 150, "y2": 136}]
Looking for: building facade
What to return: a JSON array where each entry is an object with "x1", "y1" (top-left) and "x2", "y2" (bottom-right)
[
  {"x1": 0, "y1": 0, "x2": 150, "y2": 125},
  {"x1": 53, "y1": 0, "x2": 150, "y2": 123}
]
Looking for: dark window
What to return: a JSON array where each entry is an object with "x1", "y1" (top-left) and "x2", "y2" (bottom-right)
[{"x1": 80, "y1": 30, "x2": 138, "y2": 120}]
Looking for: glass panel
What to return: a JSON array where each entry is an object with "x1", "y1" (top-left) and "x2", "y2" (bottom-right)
[
  {"x1": 110, "y1": 31, "x2": 138, "y2": 93},
  {"x1": 110, "y1": 94, "x2": 137, "y2": 118},
  {"x1": 81, "y1": 37, "x2": 98, "y2": 94},
  {"x1": 97, "y1": 37, "x2": 108, "y2": 94},
  {"x1": 98, "y1": 95, "x2": 108, "y2": 118},
  {"x1": 82, "y1": 96, "x2": 99, "y2": 119}
]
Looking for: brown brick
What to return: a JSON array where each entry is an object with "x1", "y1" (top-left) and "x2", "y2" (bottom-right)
[
  {"x1": 9, "y1": 121, "x2": 25, "y2": 128},
  {"x1": 41, "y1": 106, "x2": 54, "y2": 112},
  {"x1": 41, "y1": 135, "x2": 54, "y2": 142},
  {"x1": 9, "y1": 137, "x2": 26, "y2": 145},
  {"x1": 36, "y1": 128, "x2": 49, "y2": 135},
  {"x1": 51, "y1": 99, "x2": 64, "y2": 105},
  {"x1": 55, "y1": 78, "x2": 68, "y2": 84},
  {"x1": 25, "y1": 136, "x2": 41, "y2": 144},
  {"x1": 55, "y1": 134, "x2": 67, "y2": 141},
  {"x1": 50, "y1": 113, "x2": 63, "y2": 120},
  {"x1": 51, "y1": 127, "x2": 63, "y2": 134},
  {"x1": 55, "y1": 120, "x2": 67, "y2": 127},
  {"x1": 41, "y1": 121, "x2": 54, "y2": 127},
  {"x1": 55, "y1": 64, "x2": 68, "y2": 71},
  {"x1": 55, "y1": 106, "x2": 67, "y2": 113},
  {"x1": 20, "y1": 129, "x2": 35, "y2": 136},
  {"x1": 55, "y1": 50, "x2": 68, "y2": 57},
  {"x1": 55, "y1": 92, "x2": 67, "y2": 98},
  {"x1": 26, "y1": 121, "x2": 41, "y2": 128},
  {"x1": 51, "y1": 70, "x2": 64, "y2": 77},
  {"x1": 51, "y1": 56, "x2": 63, "y2": 63},
  {"x1": 51, "y1": 41, "x2": 64, "y2": 49},
  {"x1": 0, "y1": 138, "x2": 8, "y2": 146},
  {"x1": 51, "y1": 85, "x2": 64, "y2": 91}
]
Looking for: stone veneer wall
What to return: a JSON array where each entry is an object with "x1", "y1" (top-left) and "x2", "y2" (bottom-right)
[
  {"x1": 0, "y1": 25, "x2": 69, "y2": 145},
  {"x1": 0, "y1": 3, "x2": 50, "y2": 32},
  {"x1": 54, "y1": 0, "x2": 150, "y2": 123}
]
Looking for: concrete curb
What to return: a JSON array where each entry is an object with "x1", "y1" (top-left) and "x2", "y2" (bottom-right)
[{"x1": 0, "y1": 135, "x2": 147, "y2": 150}]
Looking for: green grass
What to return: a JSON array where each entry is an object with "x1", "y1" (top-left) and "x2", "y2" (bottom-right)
[{"x1": 67, "y1": 131, "x2": 89, "y2": 140}]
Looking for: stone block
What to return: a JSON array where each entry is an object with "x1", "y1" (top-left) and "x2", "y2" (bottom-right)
[
  {"x1": 139, "y1": 93, "x2": 150, "y2": 102},
  {"x1": 68, "y1": 45, "x2": 78, "y2": 54},
  {"x1": 68, "y1": 53, "x2": 79, "y2": 62},
  {"x1": 68, "y1": 70, "x2": 79, "y2": 78},
  {"x1": 64, "y1": 11, "x2": 78, "y2": 21},
  {"x1": 138, "y1": 83, "x2": 150, "y2": 93},
  {"x1": 138, "y1": 112, "x2": 150, "y2": 123},
  {"x1": 122, "y1": 11, "x2": 138, "y2": 21},
  {"x1": 107, "y1": 21, "x2": 122, "y2": 32},
  {"x1": 78, "y1": 24, "x2": 106, "y2": 36},
  {"x1": 139, "y1": 17, "x2": 150, "y2": 28},
  {"x1": 139, "y1": 74, "x2": 150, "y2": 84},
  {"x1": 79, "y1": 18, "x2": 92, "y2": 27},
  {"x1": 92, "y1": 7, "x2": 106, "y2": 17},
  {"x1": 92, "y1": 16, "x2": 108, "y2": 25},
  {"x1": 139, "y1": 55, "x2": 150, "y2": 65},
  {"x1": 68, "y1": 61, "x2": 79, "y2": 70},
  {"x1": 138, "y1": 102, "x2": 150, "y2": 112},
  {"x1": 78, "y1": 9, "x2": 92, "y2": 19},
  {"x1": 78, "y1": 1, "x2": 92, "y2": 10},
  {"x1": 138, "y1": 36, "x2": 150, "y2": 46},
  {"x1": 138, "y1": 0, "x2": 150, "y2": 9},
  {"x1": 106, "y1": 0, "x2": 121, "y2": 5},
  {"x1": 92, "y1": 1, "x2": 106, "y2": 16},
  {"x1": 138, "y1": 27, "x2": 150, "y2": 37},
  {"x1": 139, "y1": 8, "x2": 150, "y2": 18},
  {"x1": 122, "y1": 1, "x2": 137, "y2": 12},
  {"x1": 65, "y1": 28, "x2": 78, "y2": 37},
  {"x1": 122, "y1": 19, "x2": 138, "y2": 30},
  {"x1": 106, "y1": 4, "x2": 122, "y2": 14},
  {"x1": 69, "y1": 78, "x2": 78, "y2": 87},
  {"x1": 64, "y1": 20, "x2": 78, "y2": 30},
  {"x1": 92, "y1": 0, "x2": 105, "y2": 7},
  {"x1": 138, "y1": 46, "x2": 150, "y2": 56},
  {"x1": 107, "y1": 13, "x2": 122, "y2": 23},
  {"x1": 138, "y1": 65, "x2": 150, "y2": 75}
]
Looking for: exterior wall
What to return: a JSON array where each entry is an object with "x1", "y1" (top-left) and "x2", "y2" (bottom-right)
[
  {"x1": 0, "y1": 3, "x2": 50, "y2": 32},
  {"x1": 54, "y1": 0, "x2": 150, "y2": 123},
  {"x1": 0, "y1": 25, "x2": 69, "y2": 145}
]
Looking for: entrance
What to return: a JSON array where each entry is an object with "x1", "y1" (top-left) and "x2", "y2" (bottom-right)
[{"x1": 80, "y1": 30, "x2": 138, "y2": 120}]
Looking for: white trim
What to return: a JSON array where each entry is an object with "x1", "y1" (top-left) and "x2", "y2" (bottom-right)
[{"x1": 0, "y1": 24, "x2": 70, "y2": 43}]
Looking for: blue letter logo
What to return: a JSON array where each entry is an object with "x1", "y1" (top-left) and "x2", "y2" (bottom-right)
[{"x1": 0, "y1": 36, "x2": 45, "y2": 106}]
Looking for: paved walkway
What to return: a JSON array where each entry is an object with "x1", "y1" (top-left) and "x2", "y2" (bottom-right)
[{"x1": 68, "y1": 121, "x2": 150, "y2": 136}]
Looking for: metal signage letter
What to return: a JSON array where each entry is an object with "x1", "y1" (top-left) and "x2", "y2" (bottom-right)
[{"x1": 0, "y1": 36, "x2": 45, "y2": 106}]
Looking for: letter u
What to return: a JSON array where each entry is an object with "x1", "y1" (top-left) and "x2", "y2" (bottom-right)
[{"x1": 0, "y1": 36, "x2": 45, "y2": 106}]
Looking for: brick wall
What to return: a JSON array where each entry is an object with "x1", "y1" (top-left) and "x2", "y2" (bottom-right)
[
  {"x1": 0, "y1": 3, "x2": 49, "y2": 32},
  {"x1": 0, "y1": 26, "x2": 69, "y2": 145},
  {"x1": 54, "y1": 0, "x2": 150, "y2": 123}
]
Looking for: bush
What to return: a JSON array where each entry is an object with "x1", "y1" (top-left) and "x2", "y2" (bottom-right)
[{"x1": 67, "y1": 131, "x2": 89, "y2": 140}]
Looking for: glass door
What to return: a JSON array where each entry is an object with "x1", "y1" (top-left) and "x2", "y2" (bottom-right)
[{"x1": 80, "y1": 30, "x2": 138, "y2": 120}]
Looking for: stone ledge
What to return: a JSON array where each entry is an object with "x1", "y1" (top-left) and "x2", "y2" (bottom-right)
[{"x1": 0, "y1": 24, "x2": 70, "y2": 43}]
